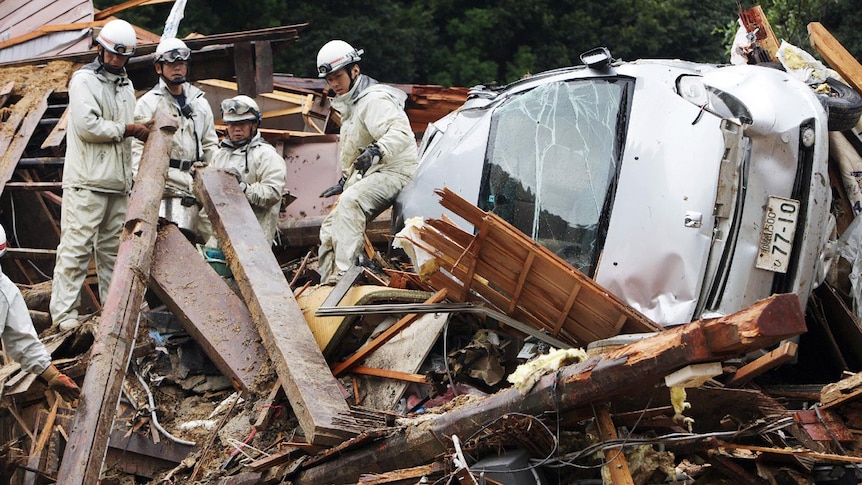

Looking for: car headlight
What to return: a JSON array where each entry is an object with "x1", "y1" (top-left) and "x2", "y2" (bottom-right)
[{"x1": 677, "y1": 75, "x2": 752, "y2": 125}]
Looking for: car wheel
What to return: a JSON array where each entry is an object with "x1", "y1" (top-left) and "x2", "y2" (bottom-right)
[{"x1": 814, "y1": 77, "x2": 862, "y2": 132}]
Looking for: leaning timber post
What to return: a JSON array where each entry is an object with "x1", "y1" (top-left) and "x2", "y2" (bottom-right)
[
  {"x1": 287, "y1": 293, "x2": 806, "y2": 485},
  {"x1": 194, "y1": 168, "x2": 361, "y2": 446},
  {"x1": 56, "y1": 109, "x2": 177, "y2": 485}
]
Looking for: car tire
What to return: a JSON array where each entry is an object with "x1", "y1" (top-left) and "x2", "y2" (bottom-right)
[{"x1": 815, "y1": 77, "x2": 862, "y2": 132}]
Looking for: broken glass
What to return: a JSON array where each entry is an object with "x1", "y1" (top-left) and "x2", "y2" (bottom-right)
[{"x1": 479, "y1": 79, "x2": 625, "y2": 274}]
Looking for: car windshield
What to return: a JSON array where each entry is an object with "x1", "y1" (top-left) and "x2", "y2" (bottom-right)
[{"x1": 478, "y1": 78, "x2": 628, "y2": 275}]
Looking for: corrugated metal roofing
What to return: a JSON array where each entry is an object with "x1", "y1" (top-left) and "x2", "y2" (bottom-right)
[{"x1": 0, "y1": 0, "x2": 93, "y2": 61}]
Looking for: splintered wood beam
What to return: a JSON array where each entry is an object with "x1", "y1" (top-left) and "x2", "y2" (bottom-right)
[
  {"x1": 194, "y1": 167, "x2": 360, "y2": 446},
  {"x1": 820, "y1": 371, "x2": 862, "y2": 410},
  {"x1": 289, "y1": 293, "x2": 806, "y2": 485},
  {"x1": 0, "y1": 90, "x2": 51, "y2": 194},
  {"x1": 56, "y1": 108, "x2": 177, "y2": 485},
  {"x1": 149, "y1": 222, "x2": 267, "y2": 395}
]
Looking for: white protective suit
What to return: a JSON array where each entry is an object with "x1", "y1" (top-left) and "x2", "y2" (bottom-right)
[
  {"x1": 131, "y1": 79, "x2": 218, "y2": 194},
  {"x1": 1, "y1": 270, "x2": 51, "y2": 375},
  {"x1": 50, "y1": 60, "x2": 136, "y2": 328},
  {"x1": 197, "y1": 132, "x2": 286, "y2": 246},
  {"x1": 318, "y1": 74, "x2": 418, "y2": 283}
]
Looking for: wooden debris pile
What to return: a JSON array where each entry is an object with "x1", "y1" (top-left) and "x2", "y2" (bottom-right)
[{"x1": 4, "y1": 15, "x2": 862, "y2": 485}]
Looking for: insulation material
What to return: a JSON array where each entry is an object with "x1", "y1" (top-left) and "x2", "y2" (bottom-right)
[{"x1": 507, "y1": 347, "x2": 587, "y2": 395}]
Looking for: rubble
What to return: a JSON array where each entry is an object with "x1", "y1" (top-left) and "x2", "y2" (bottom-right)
[{"x1": 3, "y1": 5, "x2": 862, "y2": 485}]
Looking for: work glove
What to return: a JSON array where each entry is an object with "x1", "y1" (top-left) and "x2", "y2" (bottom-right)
[
  {"x1": 353, "y1": 144, "x2": 382, "y2": 174},
  {"x1": 190, "y1": 161, "x2": 207, "y2": 176},
  {"x1": 40, "y1": 365, "x2": 80, "y2": 402},
  {"x1": 320, "y1": 175, "x2": 347, "y2": 198},
  {"x1": 223, "y1": 167, "x2": 247, "y2": 192},
  {"x1": 124, "y1": 120, "x2": 154, "y2": 142}
]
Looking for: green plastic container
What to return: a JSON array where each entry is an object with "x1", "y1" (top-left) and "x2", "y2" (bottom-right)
[{"x1": 197, "y1": 245, "x2": 232, "y2": 277}]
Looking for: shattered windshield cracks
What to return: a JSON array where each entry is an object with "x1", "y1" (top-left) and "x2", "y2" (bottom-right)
[{"x1": 480, "y1": 80, "x2": 624, "y2": 274}]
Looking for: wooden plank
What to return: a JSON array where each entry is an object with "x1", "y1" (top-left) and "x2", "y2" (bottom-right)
[
  {"x1": 3, "y1": 182, "x2": 62, "y2": 191},
  {"x1": 821, "y1": 372, "x2": 862, "y2": 409},
  {"x1": 5, "y1": 248, "x2": 56, "y2": 260},
  {"x1": 809, "y1": 22, "x2": 862, "y2": 95},
  {"x1": 234, "y1": 41, "x2": 257, "y2": 97},
  {"x1": 56, "y1": 109, "x2": 178, "y2": 485},
  {"x1": 508, "y1": 251, "x2": 535, "y2": 314},
  {"x1": 254, "y1": 40, "x2": 274, "y2": 94},
  {"x1": 197, "y1": 79, "x2": 311, "y2": 106},
  {"x1": 718, "y1": 443, "x2": 862, "y2": 464},
  {"x1": 0, "y1": 89, "x2": 52, "y2": 191},
  {"x1": 105, "y1": 422, "x2": 194, "y2": 479},
  {"x1": 41, "y1": 106, "x2": 69, "y2": 149},
  {"x1": 106, "y1": 428, "x2": 195, "y2": 464},
  {"x1": 739, "y1": 5, "x2": 780, "y2": 61},
  {"x1": 457, "y1": 217, "x2": 490, "y2": 301},
  {"x1": 252, "y1": 381, "x2": 284, "y2": 432},
  {"x1": 356, "y1": 312, "x2": 448, "y2": 410},
  {"x1": 94, "y1": 0, "x2": 164, "y2": 20},
  {"x1": 350, "y1": 366, "x2": 427, "y2": 384},
  {"x1": 247, "y1": 445, "x2": 305, "y2": 472},
  {"x1": 330, "y1": 290, "x2": 447, "y2": 377},
  {"x1": 23, "y1": 399, "x2": 60, "y2": 485},
  {"x1": 0, "y1": 81, "x2": 14, "y2": 107},
  {"x1": 593, "y1": 404, "x2": 635, "y2": 485},
  {"x1": 0, "y1": 113, "x2": 24, "y2": 162},
  {"x1": 726, "y1": 342, "x2": 797, "y2": 387},
  {"x1": 6, "y1": 103, "x2": 62, "y2": 181},
  {"x1": 149, "y1": 223, "x2": 267, "y2": 395},
  {"x1": 194, "y1": 167, "x2": 360, "y2": 446}
]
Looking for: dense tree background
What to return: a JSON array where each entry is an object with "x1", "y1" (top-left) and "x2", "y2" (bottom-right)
[{"x1": 95, "y1": 0, "x2": 861, "y2": 87}]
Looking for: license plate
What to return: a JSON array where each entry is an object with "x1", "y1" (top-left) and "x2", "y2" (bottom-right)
[{"x1": 755, "y1": 196, "x2": 800, "y2": 273}]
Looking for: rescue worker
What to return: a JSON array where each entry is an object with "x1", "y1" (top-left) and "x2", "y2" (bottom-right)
[
  {"x1": 316, "y1": 40, "x2": 418, "y2": 285},
  {"x1": 196, "y1": 95, "x2": 286, "y2": 246},
  {"x1": 131, "y1": 37, "x2": 218, "y2": 219},
  {"x1": 50, "y1": 19, "x2": 150, "y2": 331},
  {"x1": 0, "y1": 226, "x2": 80, "y2": 402}
]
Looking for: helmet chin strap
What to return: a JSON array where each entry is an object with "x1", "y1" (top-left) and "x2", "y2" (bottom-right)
[
  {"x1": 98, "y1": 50, "x2": 127, "y2": 75},
  {"x1": 347, "y1": 67, "x2": 359, "y2": 91},
  {"x1": 162, "y1": 74, "x2": 187, "y2": 85}
]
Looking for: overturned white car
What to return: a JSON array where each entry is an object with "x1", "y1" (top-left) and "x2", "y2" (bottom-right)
[{"x1": 395, "y1": 49, "x2": 838, "y2": 326}]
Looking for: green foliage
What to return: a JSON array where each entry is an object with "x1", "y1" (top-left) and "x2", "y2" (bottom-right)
[{"x1": 93, "y1": 0, "x2": 862, "y2": 87}]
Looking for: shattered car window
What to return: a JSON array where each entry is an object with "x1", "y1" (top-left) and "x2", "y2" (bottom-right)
[{"x1": 479, "y1": 79, "x2": 626, "y2": 274}]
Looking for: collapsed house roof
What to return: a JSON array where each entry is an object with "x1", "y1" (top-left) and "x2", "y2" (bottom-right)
[{"x1": 2, "y1": 4, "x2": 862, "y2": 484}]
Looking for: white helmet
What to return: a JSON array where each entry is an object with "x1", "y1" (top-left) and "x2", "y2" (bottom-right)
[
  {"x1": 316, "y1": 40, "x2": 363, "y2": 78},
  {"x1": 0, "y1": 224, "x2": 7, "y2": 258},
  {"x1": 154, "y1": 37, "x2": 191, "y2": 63},
  {"x1": 221, "y1": 95, "x2": 261, "y2": 123},
  {"x1": 96, "y1": 19, "x2": 137, "y2": 57}
]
